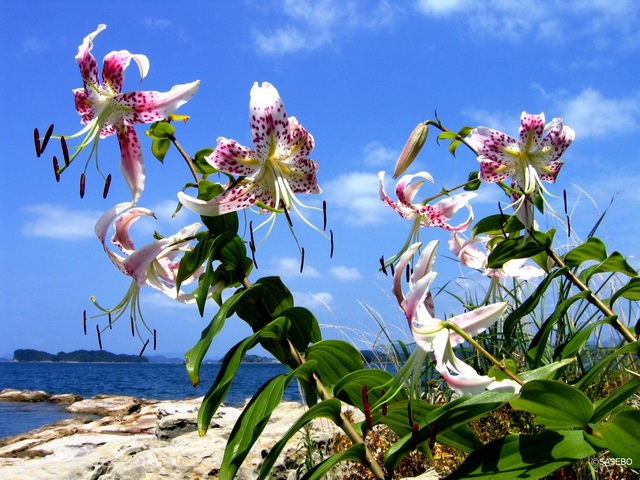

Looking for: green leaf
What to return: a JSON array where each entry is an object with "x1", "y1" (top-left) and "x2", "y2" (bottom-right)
[
  {"x1": 300, "y1": 443, "x2": 367, "y2": 480},
  {"x1": 274, "y1": 307, "x2": 322, "y2": 353},
  {"x1": 563, "y1": 237, "x2": 607, "y2": 267},
  {"x1": 503, "y1": 267, "x2": 568, "y2": 342},
  {"x1": 487, "y1": 230, "x2": 554, "y2": 269},
  {"x1": 527, "y1": 290, "x2": 592, "y2": 368},
  {"x1": 151, "y1": 138, "x2": 171, "y2": 162},
  {"x1": 425, "y1": 390, "x2": 515, "y2": 435},
  {"x1": 445, "y1": 430, "x2": 596, "y2": 480},
  {"x1": 599, "y1": 410, "x2": 640, "y2": 464},
  {"x1": 305, "y1": 340, "x2": 364, "y2": 394},
  {"x1": 488, "y1": 359, "x2": 517, "y2": 381},
  {"x1": 609, "y1": 277, "x2": 640, "y2": 306},
  {"x1": 437, "y1": 131, "x2": 457, "y2": 140},
  {"x1": 574, "y1": 341, "x2": 640, "y2": 391},
  {"x1": 371, "y1": 399, "x2": 482, "y2": 453},
  {"x1": 184, "y1": 287, "x2": 253, "y2": 386},
  {"x1": 556, "y1": 317, "x2": 615, "y2": 360},
  {"x1": 258, "y1": 399, "x2": 343, "y2": 479},
  {"x1": 235, "y1": 277, "x2": 295, "y2": 331},
  {"x1": 333, "y1": 369, "x2": 402, "y2": 411},
  {"x1": 463, "y1": 171, "x2": 481, "y2": 191},
  {"x1": 176, "y1": 232, "x2": 213, "y2": 293},
  {"x1": 220, "y1": 370, "x2": 300, "y2": 480},
  {"x1": 472, "y1": 214, "x2": 525, "y2": 237},
  {"x1": 146, "y1": 121, "x2": 176, "y2": 139},
  {"x1": 197, "y1": 318, "x2": 290, "y2": 435},
  {"x1": 510, "y1": 380, "x2": 593, "y2": 429},
  {"x1": 592, "y1": 377, "x2": 640, "y2": 422},
  {"x1": 579, "y1": 252, "x2": 638, "y2": 283},
  {"x1": 516, "y1": 358, "x2": 574, "y2": 382},
  {"x1": 193, "y1": 147, "x2": 217, "y2": 175}
]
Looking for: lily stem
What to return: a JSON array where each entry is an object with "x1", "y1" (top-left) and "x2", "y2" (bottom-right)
[
  {"x1": 545, "y1": 247, "x2": 637, "y2": 344},
  {"x1": 169, "y1": 135, "x2": 200, "y2": 183},
  {"x1": 447, "y1": 323, "x2": 525, "y2": 386}
]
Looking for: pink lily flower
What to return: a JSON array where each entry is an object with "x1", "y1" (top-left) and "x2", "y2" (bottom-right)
[
  {"x1": 449, "y1": 232, "x2": 545, "y2": 280},
  {"x1": 178, "y1": 82, "x2": 321, "y2": 232},
  {"x1": 467, "y1": 112, "x2": 574, "y2": 228},
  {"x1": 91, "y1": 202, "x2": 206, "y2": 333},
  {"x1": 59, "y1": 25, "x2": 200, "y2": 202},
  {"x1": 395, "y1": 241, "x2": 520, "y2": 396},
  {"x1": 379, "y1": 171, "x2": 476, "y2": 265},
  {"x1": 379, "y1": 171, "x2": 476, "y2": 231}
]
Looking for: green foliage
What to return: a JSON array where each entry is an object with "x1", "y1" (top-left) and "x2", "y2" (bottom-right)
[
  {"x1": 599, "y1": 410, "x2": 640, "y2": 463},
  {"x1": 145, "y1": 121, "x2": 175, "y2": 162},
  {"x1": 510, "y1": 380, "x2": 593, "y2": 429},
  {"x1": 445, "y1": 430, "x2": 597, "y2": 480}
]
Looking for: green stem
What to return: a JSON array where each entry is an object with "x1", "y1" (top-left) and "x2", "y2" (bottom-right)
[
  {"x1": 169, "y1": 135, "x2": 200, "y2": 183},
  {"x1": 447, "y1": 323, "x2": 525, "y2": 386},
  {"x1": 545, "y1": 247, "x2": 637, "y2": 344}
]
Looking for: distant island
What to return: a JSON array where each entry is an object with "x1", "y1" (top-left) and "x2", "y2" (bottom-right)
[
  {"x1": 13, "y1": 349, "x2": 149, "y2": 364},
  {"x1": 11, "y1": 349, "x2": 280, "y2": 364}
]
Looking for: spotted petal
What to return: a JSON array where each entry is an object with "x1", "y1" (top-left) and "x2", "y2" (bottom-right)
[
  {"x1": 75, "y1": 24, "x2": 106, "y2": 91},
  {"x1": 102, "y1": 50, "x2": 149, "y2": 94},
  {"x1": 117, "y1": 123, "x2": 146, "y2": 203},
  {"x1": 250, "y1": 82, "x2": 290, "y2": 159}
]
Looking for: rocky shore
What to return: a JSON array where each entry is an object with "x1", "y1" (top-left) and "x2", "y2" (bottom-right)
[
  {"x1": 0, "y1": 389, "x2": 438, "y2": 479},
  {"x1": 0, "y1": 389, "x2": 331, "y2": 479}
]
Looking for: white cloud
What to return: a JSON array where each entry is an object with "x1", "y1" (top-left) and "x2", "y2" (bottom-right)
[
  {"x1": 414, "y1": 0, "x2": 640, "y2": 47},
  {"x1": 330, "y1": 265, "x2": 363, "y2": 281},
  {"x1": 415, "y1": 0, "x2": 471, "y2": 16},
  {"x1": 323, "y1": 171, "x2": 393, "y2": 226},
  {"x1": 21, "y1": 204, "x2": 101, "y2": 240},
  {"x1": 252, "y1": 0, "x2": 400, "y2": 55},
  {"x1": 22, "y1": 38, "x2": 48, "y2": 53},
  {"x1": 269, "y1": 257, "x2": 322, "y2": 278},
  {"x1": 560, "y1": 88, "x2": 640, "y2": 138},
  {"x1": 143, "y1": 18, "x2": 173, "y2": 30},
  {"x1": 363, "y1": 141, "x2": 398, "y2": 167},
  {"x1": 294, "y1": 291, "x2": 334, "y2": 310}
]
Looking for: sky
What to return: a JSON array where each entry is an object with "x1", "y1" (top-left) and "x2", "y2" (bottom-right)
[{"x1": 1, "y1": 0, "x2": 640, "y2": 361}]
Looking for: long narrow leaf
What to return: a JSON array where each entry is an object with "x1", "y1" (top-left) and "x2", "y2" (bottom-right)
[
  {"x1": 301, "y1": 443, "x2": 367, "y2": 480},
  {"x1": 259, "y1": 399, "x2": 343, "y2": 479}
]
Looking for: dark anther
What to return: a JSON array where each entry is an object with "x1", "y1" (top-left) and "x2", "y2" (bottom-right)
[
  {"x1": 103, "y1": 174, "x2": 112, "y2": 199},
  {"x1": 330, "y1": 229, "x2": 334, "y2": 258},
  {"x1": 60, "y1": 136, "x2": 70, "y2": 166},
  {"x1": 53, "y1": 157, "x2": 60, "y2": 182},
  {"x1": 96, "y1": 325, "x2": 103, "y2": 350},
  {"x1": 300, "y1": 247, "x2": 305, "y2": 273},
  {"x1": 563, "y1": 189, "x2": 568, "y2": 215},
  {"x1": 130, "y1": 315, "x2": 135, "y2": 337},
  {"x1": 139, "y1": 339, "x2": 150, "y2": 356},
  {"x1": 362, "y1": 385, "x2": 373, "y2": 430},
  {"x1": 249, "y1": 221, "x2": 256, "y2": 249},
  {"x1": 34, "y1": 128, "x2": 41, "y2": 157},
  {"x1": 389, "y1": 263, "x2": 395, "y2": 276},
  {"x1": 283, "y1": 205, "x2": 293, "y2": 227},
  {"x1": 322, "y1": 200, "x2": 327, "y2": 231},
  {"x1": 108, "y1": 312, "x2": 112, "y2": 329},
  {"x1": 567, "y1": 215, "x2": 572, "y2": 238},
  {"x1": 405, "y1": 263, "x2": 410, "y2": 283},
  {"x1": 79, "y1": 173, "x2": 86, "y2": 199},
  {"x1": 41, "y1": 124, "x2": 54, "y2": 153},
  {"x1": 153, "y1": 329, "x2": 157, "y2": 350},
  {"x1": 379, "y1": 256, "x2": 387, "y2": 276},
  {"x1": 83, "y1": 310, "x2": 87, "y2": 335}
]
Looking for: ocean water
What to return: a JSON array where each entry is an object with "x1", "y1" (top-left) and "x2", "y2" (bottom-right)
[{"x1": 0, "y1": 362, "x2": 301, "y2": 439}]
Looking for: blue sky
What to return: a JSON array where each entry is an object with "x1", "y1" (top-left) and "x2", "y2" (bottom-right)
[{"x1": 1, "y1": 0, "x2": 639, "y2": 360}]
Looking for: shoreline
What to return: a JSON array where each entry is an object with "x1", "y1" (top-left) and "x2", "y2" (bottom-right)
[{"x1": 0, "y1": 389, "x2": 315, "y2": 480}]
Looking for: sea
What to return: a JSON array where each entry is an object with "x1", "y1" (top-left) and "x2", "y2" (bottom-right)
[{"x1": 0, "y1": 362, "x2": 301, "y2": 439}]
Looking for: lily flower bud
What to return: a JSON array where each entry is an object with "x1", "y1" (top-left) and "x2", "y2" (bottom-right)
[{"x1": 393, "y1": 122, "x2": 428, "y2": 178}]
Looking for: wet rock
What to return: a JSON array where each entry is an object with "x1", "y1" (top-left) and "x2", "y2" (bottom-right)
[{"x1": 0, "y1": 389, "x2": 50, "y2": 402}]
